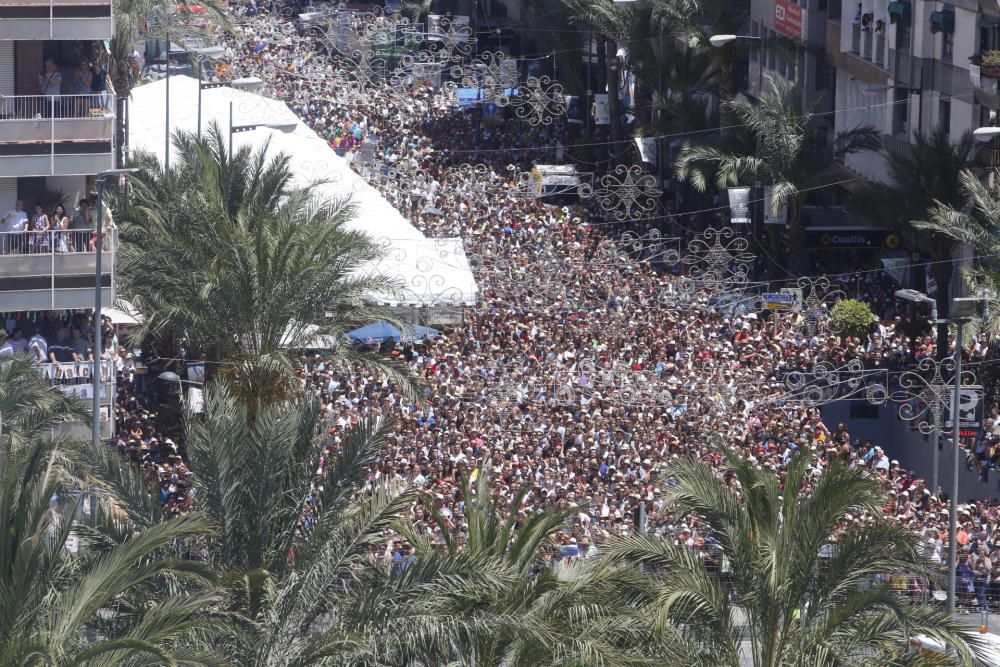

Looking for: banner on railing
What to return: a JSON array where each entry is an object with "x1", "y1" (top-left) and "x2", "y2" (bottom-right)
[
  {"x1": 727, "y1": 187, "x2": 751, "y2": 224},
  {"x1": 55, "y1": 383, "x2": 110, "y2": 400},
  {"x1": 42, "y1": 361, "x2": 115, "y2": 384}
]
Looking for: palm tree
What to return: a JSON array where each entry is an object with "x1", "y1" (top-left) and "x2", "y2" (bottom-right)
[
  {"x1": 108, "y1": 0, "x2": 229, "y2": 165},
  {"x1": 676, "y1": 72, "x2": 881, "y2": 275},
  {"x1": 0, "y1": 355, "x2": 88, "y2": 446},
  {"x1": 558, "y1": 0, "x2": 697, "y2": 153},
  {"x1": 119, "y1": 124, "x2": 409, "y2": 401},
  {"x1": 165, "y1": 381, "x2": 429, "y2": 665},
  {"x1": 910, "y1": 169, "x2": 1000, "y2": 351},
  {"x1": 602, "y1": 445, "x2": 986, "y2": 666},
  {"x1": 383, "y1": 466, "x2": 649, "y2": 666},
  {"x1": 851, "y1": 130, "x2": 977, "y2": 358},
  {"x1": 0, "y1": 374, "x2": 223, "y2": 665}
]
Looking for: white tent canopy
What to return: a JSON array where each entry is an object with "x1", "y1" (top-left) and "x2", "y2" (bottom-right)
[{"x1": 127, "y1": 76, "x2": 477, "y2": 307}]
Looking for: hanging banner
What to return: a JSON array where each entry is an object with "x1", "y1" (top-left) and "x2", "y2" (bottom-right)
[
  {"x1": 780, "y1": 287, "x2": 804, "y2": 312},
  {"x1": 775, "y1": 0, "x2": 804, "y2": 39},
  {"x1": 593, "y1": 94, "x2": 610, "y2": 125},
  {"x1": 762, "y1": 292, "x2": 797, "y2": 311},
  {"x1": 634, "y1": 137, "x2": 658, "y2": 165},
  {"x1": 564, "y1": 95, "x2": 584, "y2": 124},
  {"x1": 188, "y1": 387, "x2": 205, "y2": 414},
  {"x1": 728, "y1": 187, "x2": 752, "y2": 224},
  {"x1": 763, "y1": 186, "x2": 788, "y2": 225}
]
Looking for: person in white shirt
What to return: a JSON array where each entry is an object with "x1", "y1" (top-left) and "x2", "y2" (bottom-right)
[
  {"x1": 28, "y1": 330, "x2": 48, "y2": 363},
  {"x1": 7, "y1": 328, "x2": 28, "y2": 355},
  {"x1": 0, "y1": 329, "x2": 13, "y2": 358},
  {"x1": 2, "y1": 200, "x2": 28, "y2": 254}
]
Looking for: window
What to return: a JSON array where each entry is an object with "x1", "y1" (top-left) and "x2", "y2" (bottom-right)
[
  {"x1": 896, "y1": 25, "x2": 911, "y2": 52},
  {"x1": 980, "y1": 23, "x2": 1000, "y2": 54},
  {"x1": 939, "y1": 99, "x2": 951, "y2": 136}
]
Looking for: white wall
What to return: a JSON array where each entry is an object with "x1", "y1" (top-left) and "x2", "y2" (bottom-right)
[
  {"x1": 835, "y1": 69, "x2": 893, "y2": 182},
  {"x1": 0, "y1": 178, "x2": 15, "y2": 214}
]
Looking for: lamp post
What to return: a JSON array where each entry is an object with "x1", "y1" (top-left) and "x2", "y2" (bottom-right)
[
  {"x1": 895, "y1": 288, "x2": 941, "y2": 491},
  {"x1": 192, "y1": 45, "x2": 226, "y2": 138},
  {"x1": 227, "y1": 99, "x2": 297, "y2": 161},
  {"x1": 88, "y1": 168, "x2": 137, "y2": 526},
  {"x1": 91, "y1": 168, "x2": 139, "y2": 455},
  {"x1": 946, "y1": 296, "x2": 986, "y2": 614}
]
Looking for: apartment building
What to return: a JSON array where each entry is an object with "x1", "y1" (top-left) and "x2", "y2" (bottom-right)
[
  {"x1": 825, "y1": 0, "x2": 1000, "y2": 180},
  {"x1": 749, "y1": 0, "x2": 836, "y2": 135},
  {"x1": 0, "y1": 1, "x2": 117, "y2": 437}
]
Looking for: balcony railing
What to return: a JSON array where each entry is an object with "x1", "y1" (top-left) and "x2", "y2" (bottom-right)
[
  {"x1": 41, "y1": 361, "x2": 115, "y2": 402},
  {"x1": 0, "y1": 229, "x2": 114, "y2": 256},
  {"x1": 0, "y1": 92, "x2": 115, "y2": 178},
  {"x1": 0, "y1": 92, "x2": 113, "y2": 122},
  {"x1": 875, "y1": 34, "x2": 886, "y2": 66},
  {"x1": 0, "y1": 228, "x2": 116, "y2": 310},
  {"x1": 851, "y1": 24, "x2": 861, "y2": 54}
]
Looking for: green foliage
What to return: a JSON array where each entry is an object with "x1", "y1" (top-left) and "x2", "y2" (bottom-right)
[
  {"x1": 829, "y1": 298, "x2": 876, "y2": 339},
  {"x1": 982, "y1": 49, "x2": 1000, "y2": 68},
  {"x1": 676, "y1": 73, "x2": 880, "y2": 273},
  {"x1": 119, "y1": 123, "x2": 412, "y2": 402},
  {"x1": 601, "y1": 445, "x2": 987, "y2": 666},
  {"x1": 0, "y1": 362, "x2": 224, "y2": 666}
]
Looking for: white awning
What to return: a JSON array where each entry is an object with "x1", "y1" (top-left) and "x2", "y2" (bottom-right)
[{"x1": 127, "y1": 76, "x2": 478, "y2": 307}]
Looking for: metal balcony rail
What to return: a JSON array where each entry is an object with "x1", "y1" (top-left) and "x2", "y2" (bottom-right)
[
  {"x1": 0, "y1": 93, "x2": 114, "y2": 121},
  {"x1": 0, "y1": 229, "x2": 116, "y2": 255},
  {"x1": 37, "y1": 360, "x2": 115, "y2": 384}
]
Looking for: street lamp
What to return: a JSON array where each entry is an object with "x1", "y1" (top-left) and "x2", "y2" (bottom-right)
[
  {"x1": 91, "y1": 168, "x2": 139, "y2": 455},
  {"x1": 192, "y1": 45, "x2": 226, "y2": 138},
  {"x1": 708, "y1": 34, "x2": 757, "y2": 47},
  {"x1": 974, "y1": 126, "x2": 1000, "y2": 142},
  {"x1": 227, "y1": 99, "x2": 297, "y2": 160}
]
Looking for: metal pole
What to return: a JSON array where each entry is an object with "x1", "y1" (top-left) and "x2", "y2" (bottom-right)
[
  {"x1": 586, "y1": 27, "x2": 592, "y2": 138},
  {"x1": 948, "y1": 322, "x2": 963, "y2": 615},
  {"x1": 164, "y1": 31, "x2": 170, "y2": 178},
  {"x1": 931, "y1": 429, "x2": 939, "y2": 494},
  {"x1": 228, "y1": 100, "x2": 233, "y2": 162},
  {"x1": 197, "y1": 58, "x2": 202, "y2": 138},
  {"x1": 90, "y1": 176, "x2": 105, "y2": 526},
  {"x1": 92, "y1": 176, "x2": 105, "y2": 456}
]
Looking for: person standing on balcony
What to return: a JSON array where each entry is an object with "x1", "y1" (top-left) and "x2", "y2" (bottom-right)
[
  {"x1": 28, "y1": 327, "x2": 48, "y2": 364},
  {"x1": 71, "y1": 199, "x2": 93, "y2": 251},
  {"x1": 28, "y1": 204, "x2": 49, "y2": 253},
  {"x1": 72, "y1": 60, "x2": 93, "y2": 116},
  {"x1": 2, "y1": 200, "x2": 27, "y2": 254},
  {"x1": 6, "y1": 328, "x2": 28, "y2": 355},
  {"x1": 90, "y1": 55, "x2": 109, "y2": 111},
  {"x1": 38, "y1": 58, "x2": 62, "y2": 118},
  {"x1": 0, "y1": 330, "x2": 12, "y2": 358},
  {"x1": 51, "y1": 204, "x2": 70, "y2": 253}
]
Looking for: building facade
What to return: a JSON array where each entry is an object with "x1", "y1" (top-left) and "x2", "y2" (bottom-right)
[{"x1": 0, "y1": 2, "x2": 117, "y2": 437}]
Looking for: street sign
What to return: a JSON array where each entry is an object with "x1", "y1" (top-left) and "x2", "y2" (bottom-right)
[
  {"x1": 955, "y1": 385, "x2": 984, "y2": 429},
  {"x1": 762, "y1": 292, "x2": 797, "y2": 311}
]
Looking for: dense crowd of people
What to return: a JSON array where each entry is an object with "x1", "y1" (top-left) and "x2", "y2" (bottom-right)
[{"x1": 53, "y1": 1, "x2": 997, "y2": 610}]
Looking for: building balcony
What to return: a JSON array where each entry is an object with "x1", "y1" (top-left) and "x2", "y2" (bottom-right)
[
  {"x1": 0, "y1": 0, "x2": 112, "y2": 40},
  {"x1": 0, "y1": 228, "x2": 115, "y2": 311},
  {"x1": 0, "y1": 92, "x2": 115, "y2": 178}
]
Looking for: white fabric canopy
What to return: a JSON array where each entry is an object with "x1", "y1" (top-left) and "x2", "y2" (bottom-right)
[{"x1": 127, "y1": 77, "x2": 477, "y2": 307}]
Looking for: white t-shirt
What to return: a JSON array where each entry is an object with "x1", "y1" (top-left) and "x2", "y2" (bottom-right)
[{"x1": 3, "y1": 209, "x2": 27, "y2": 233}]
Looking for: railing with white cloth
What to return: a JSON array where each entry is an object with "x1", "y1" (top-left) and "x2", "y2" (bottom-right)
[
  {"x1": 0, "y1": 93, "x2": 114, "y2": 120},
  {"x1": 0, "y1": 229, "x2": 117, "y2": 256}
]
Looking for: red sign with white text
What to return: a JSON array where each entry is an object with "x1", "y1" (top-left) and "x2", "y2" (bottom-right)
[{"x1": 774, "y1": 0, "x2": 803, "y2": 40}]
